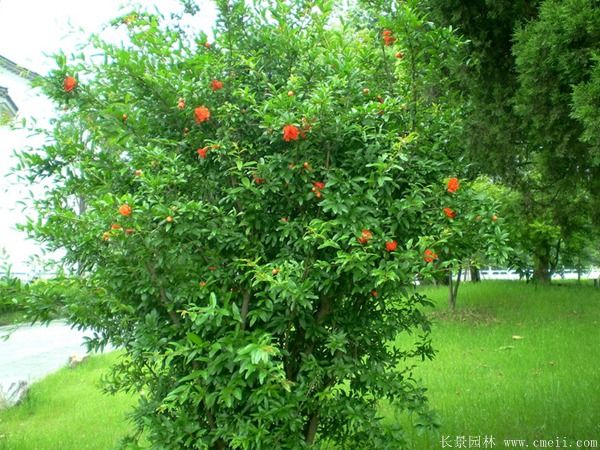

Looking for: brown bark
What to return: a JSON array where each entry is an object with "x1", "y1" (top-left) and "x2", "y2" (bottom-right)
[
  {"x1": 533, "y1": 257, "x2": 551, "y2": 284},
  {"x1": 470, "y1": 266, "x2": 481, "y2": 283},
  {"x1": 448, "y1": 268, "x2": 462, "y2": 311},
  {"x1": 240, "y1": 289, "x2": 250, "y2": 330},
  {"x1": 304, "y1": 412, "x2": 320, "y2": 445}
]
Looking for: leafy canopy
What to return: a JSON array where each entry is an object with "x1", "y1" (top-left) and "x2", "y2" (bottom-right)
[{"x1": 18, "y1": 1, "x2": 503, "y2": 448}]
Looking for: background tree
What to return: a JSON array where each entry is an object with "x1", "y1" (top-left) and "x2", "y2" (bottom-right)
[
  {"x1": 425, "y1": 0, "x2": 600, "y2": 282},
  {"x1": 438, "y1": 178, "x2": 509, "y2": 310},
  {"x1": 513, "y1": 0, "x2": 600, "y2": 279},
  {"x1": 422, "y1": 0, "x2": 541, "y2": 181}
]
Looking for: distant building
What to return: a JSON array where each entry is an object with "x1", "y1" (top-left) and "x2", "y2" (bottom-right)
[{"x1": 0, "y1": 55, "x2": 53, "y2": 279}]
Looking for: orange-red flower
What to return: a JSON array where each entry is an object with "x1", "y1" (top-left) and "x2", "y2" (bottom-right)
[
  {"x1": 385, "y1": 240, "x2": 398, "y2": 252},
  {"x1": 312, "y1": 181, "x2": 325, "y2": 198},
  {"x1": 197, "y1": 147, "x2": 209, "y2": 159},
  {"x1": 283, "y1": 124, "x2": 300, "y2": 142},
  {"x1": 395, "y1": 51, "x2": 404, "y2": 59},
  {"x1": 423, "y1": 249, "x2": 438, "y2": 263},
  {"x1": 254, "y1": 176, "x2": 266, "y2": 184},
  {"x1": 211, "y1": 79, "x2": 223, "y2": 91},
  {"x1": 443, "y1": 207, "x2": 456, "y2": 219},
  {"x1": 111, "y1": 224, "x2": 122, "y2": 230},
  {"x1": 357, "y1": 229, "x2": 373, "y2": 245},
  {"x1": 194, "y1": 106, "x2": 210, "y2": 123},
  {"x1": 63, "y1": 76, "x2": 77, "y2": 92},
  {"x1": 382, "y1": 30, "x2": 396, "y2": 46},
  {"x1": 447, "y1": 178, "x2": 459, "y2": 193},
  {"x1": 118, "y1": 204, "x2": 132, "y2": 216}
]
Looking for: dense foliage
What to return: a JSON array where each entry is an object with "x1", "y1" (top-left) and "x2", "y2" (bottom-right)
[
  {"x1": 18, "y1": 1, "x2": 504, "y2": 448},
  {"x1": 425, "y1": 0, "x2": 600, "y2": 282}
]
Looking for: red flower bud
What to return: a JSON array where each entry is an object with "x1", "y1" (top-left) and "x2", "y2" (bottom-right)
[
  {"x1": 358, "y1": 229, "x2": 373, "y2": 245},
  {"x1": 447, "y1": 178, "x2": 459, "y2": 193},
  {"x1": 63, "y1": 76, "x2": 77, "y2": 92},
  {"x1": 423, "y1": 249, "x2": 438, "y2": 263},
  {"x1": 118, "y1": 204, "x2": 132, "y2": 216},
  {"x1": 197, "y1": 147, "x2": 209, "y2": 159},
  {"x1": 194, "y1": 106, "x2": 210, "y2": 123},
  {"x1": 385, "y1": 240, "x2": 398, "y2": 252},
  {"x1": 443, "y1": 208, "x2": 456, "y2": 219},
  {"x1": 283, "y1": 124, "x2": 300, "y2": 142}
]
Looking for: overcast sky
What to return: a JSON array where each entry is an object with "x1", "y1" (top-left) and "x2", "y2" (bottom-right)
[
  {"x1": 0, "y1": 0, "x2": 216, "y2": 73},
  {"x1": 0, "y1": 0, "x2": 216, "y2": 274}
]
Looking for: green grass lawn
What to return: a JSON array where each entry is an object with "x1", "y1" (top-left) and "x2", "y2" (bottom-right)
[
  {"x1": 393, "y1": 281, "x2": 600, "y2": 449},
  {"x1": 0, "y1": 352, "x2": 137, "y2": 450},
  {"x1": 1, "y1": 281, "x2": 598, "y2": 449}
]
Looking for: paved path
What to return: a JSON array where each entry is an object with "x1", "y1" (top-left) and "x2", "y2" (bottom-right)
[{"x1": 0, "y1": 320, "x2": 92, "y2": 401}]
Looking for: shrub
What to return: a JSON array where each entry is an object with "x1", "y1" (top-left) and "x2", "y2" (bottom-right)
[{"x1": 18, "y1": 1, "x2": 500, "y2": 448}]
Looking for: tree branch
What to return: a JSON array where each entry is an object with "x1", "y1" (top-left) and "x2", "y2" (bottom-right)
[
  {"x1": 240, "y1": 289, "x2": 251, "y2": 330},
  {"x1": 304, "y1": 411, "x2": 320, "y2": 445},
  {"x1": 145, "y1": 261, "x2": 180, "y2": 326}
]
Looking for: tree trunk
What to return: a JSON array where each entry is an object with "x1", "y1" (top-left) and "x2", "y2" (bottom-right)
[
  {"x1": 533, "y1": 256, "x2": 551, "y2": 284},
  {"x1": 470, "y1": 266, "x2": 481, "y2": 283},
  {"x1": 448, "y1": 268, "x2": 462, "y2": 311},
  {"x1": 304, "y1": 412, "x2": 320, "y2": 445}
]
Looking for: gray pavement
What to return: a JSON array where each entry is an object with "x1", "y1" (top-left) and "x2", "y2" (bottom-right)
[{"x1": 0, "y1": 320, "x2": 92, "y2": 403}]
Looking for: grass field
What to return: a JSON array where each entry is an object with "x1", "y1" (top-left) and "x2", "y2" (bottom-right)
[
  {"x1": 394, "y1": 281, "x2": 600, "y2": 449},
  {"x1": 0, "y1": 281, "x2": 598, "y2": 449},
  {"x1": 0, "y1": 352, "x2": 137, "y2": 450}
]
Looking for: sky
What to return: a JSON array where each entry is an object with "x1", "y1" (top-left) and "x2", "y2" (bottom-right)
[
  {"x1": 0, "y1": 0, "x2": 216, "y2": 73},
  {"x1": 0, "y1": 0, "x2": 216, "y2": 275}
]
